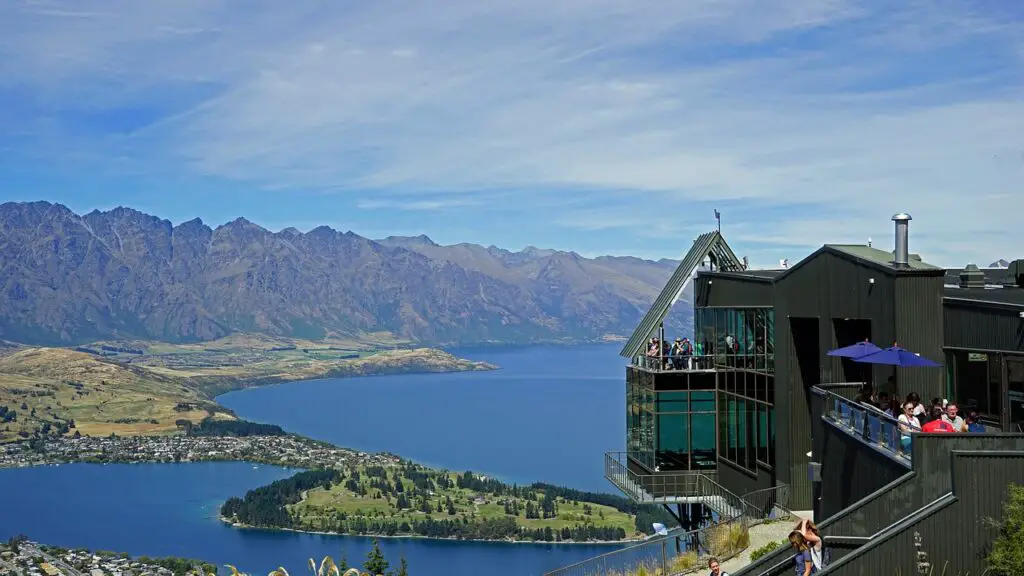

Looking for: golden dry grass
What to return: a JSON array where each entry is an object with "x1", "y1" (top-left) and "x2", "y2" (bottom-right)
[
  {"x1": 0, "y1": 348, "x2": 217, "y2": 441},
  {"x1": 0, "y1": 337, "x2": 491, "y2": 441}
]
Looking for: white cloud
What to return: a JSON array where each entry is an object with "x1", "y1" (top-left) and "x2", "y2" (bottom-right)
[{"x1": 0, "y1": 0, "x2": 1022, "y2": 263}]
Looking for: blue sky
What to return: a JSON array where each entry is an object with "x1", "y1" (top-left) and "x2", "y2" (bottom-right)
[{"x1": 0, "y1": 0, "x2": 1022, "y2": 265}]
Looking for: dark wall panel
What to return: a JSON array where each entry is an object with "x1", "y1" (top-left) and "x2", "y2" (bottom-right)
[
  {"x1": 694, "y1": 275, "x2": 774, "y2": 308},
  {"x1": 895, "y1": 275, "x2": 946, "y2": 402},
  {"x1": 944, "y1": 301, "x2": 1024, "y2": 352},
  {"x1": 774, "y1": 251, "x2": 899, "y2": 509},
  {"x1": 818, "y1": 421, "x2": 909, "y2": 520},
  {"x1": 716, "y1": 459, "x2": 774, "y2": 500}
]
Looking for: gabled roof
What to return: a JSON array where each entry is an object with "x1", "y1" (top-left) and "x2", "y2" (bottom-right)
[
  {"x1": 774, "y1": 244, "x2": 944, "y2": 282},
  {"x1": 620, "y1": 231, "x2": 742, "y2": 358}
]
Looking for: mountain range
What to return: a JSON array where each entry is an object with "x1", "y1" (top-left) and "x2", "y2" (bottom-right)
[{"x1": 0, "y1": 202, "x2": 691, "y2": 347}]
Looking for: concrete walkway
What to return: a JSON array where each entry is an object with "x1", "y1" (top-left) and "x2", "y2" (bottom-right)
[{"x1": 719, "y1": 511, "x2": 812, "y2": 574}]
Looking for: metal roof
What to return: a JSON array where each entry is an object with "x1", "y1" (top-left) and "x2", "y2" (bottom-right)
[
  {"x1": 943, "y1": 267, "x2": 1012, "y2": 287},
  {"x1": 699, "y1": 269, "x2": 784, "y2": 281},
  {"x1": 620, "y1": 231, "x2": 742, "y2": 358},
  {"x1": 825, "y1": 244, "x2": 943, "y2": 271},
  {"x1": 943, "y1": 286, "x2": 1024, "y2": 309}
]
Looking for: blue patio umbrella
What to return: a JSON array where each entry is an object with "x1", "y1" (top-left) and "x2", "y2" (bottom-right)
[
  {"x1": 853, "y1": 345, "x2": 941, "y2": 367},
  {"x1": 826, "y1": 340, "x2": 883, "y2": 359}
]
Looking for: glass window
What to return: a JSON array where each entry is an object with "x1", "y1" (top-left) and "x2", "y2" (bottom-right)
[
  {"x1": 757, "y1": 403, "x2": 770, "y2": 464},
  {"x1": 1008, "y1": 357, "x2": 1024, "y2": 427},
  {"x1": 768, "y1": 406, "x2": 776, "y2": 466},
  {"x1": 656, "y1": 413, "x2": 687, "y2": 454},
  {"x1": 989, "y1": 354, "x2": 1003, "y2": 421},
  {"x1": 745, "y1": 400, "x2": 757, "y2": 470},
  {"x1": 691, "y1": 412, "x2": 717, "y2": 455},
  {"x1": 727, "y1": 396, "x2": 738, "y2": 463},
  {"x1": 690, "y1": 391, "x2": 715, "y2": 412},
  {"x1": 657, "y1": 391, "x2": 689, "y2": 413},
  {"x1": 736, "y1": 397, "x2": 747, "y2": 468},
  {"x1": 766, "y1": 309, "x2": 775, "y2": 355}
]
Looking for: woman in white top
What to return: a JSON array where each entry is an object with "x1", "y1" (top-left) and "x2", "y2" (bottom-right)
[{"x1": 897, "y1": 401, "x2": 921, "y2": 452}]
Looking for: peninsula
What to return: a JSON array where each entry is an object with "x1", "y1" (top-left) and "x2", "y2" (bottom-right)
[
  {"x1": 0, "y1": 333, "x2": 495, "y2": 441},
  {"x1": 0, "y1": 433, "x2": 658, "y2": 544}
]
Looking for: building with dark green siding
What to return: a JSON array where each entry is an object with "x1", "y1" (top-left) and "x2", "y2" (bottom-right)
[{"x1": 600, "y1": 214, "x2": 1024, "y2": 575}]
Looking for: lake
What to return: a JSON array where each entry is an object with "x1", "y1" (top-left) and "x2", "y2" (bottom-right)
[
  {"x1": 0, "y1": 344, "x2": 630, "y2": 576},
  {"x1": 218, "y1": 344, "x2": 626, "y2": 492}
]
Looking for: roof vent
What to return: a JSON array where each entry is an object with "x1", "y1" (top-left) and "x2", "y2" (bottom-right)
[
  {"x1": 959, "y1": 264, "x2": 985, "y2": 289},
  {"x1": 1009, "y1": 259, "x2": 1024, "y2": 288},
  {"x1": 892, "y1": 213, "x2": 911, "y2": 266}
]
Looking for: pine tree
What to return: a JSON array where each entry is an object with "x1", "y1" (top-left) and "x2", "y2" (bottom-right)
[
  {"x1": 397, "y1": 557, "x2": 409, "y2": 576},
  {"x1": 364, "y1": 538, "x2": 389, "y2": 575},
  {"x1": 337, "y1": 553, "x2": 349, "y2": 571}
]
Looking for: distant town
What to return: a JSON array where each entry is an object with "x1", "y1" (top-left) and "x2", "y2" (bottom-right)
[
  {"x1": 0, "y1": 435, "x2": 399, "y2": 471},
  {"x1": 0, "y1": 538, "x2": 212, "y2": 576}
]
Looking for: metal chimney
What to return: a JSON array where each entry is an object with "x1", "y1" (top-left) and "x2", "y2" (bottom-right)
[{"x1": 891, "y1": 213, "x2": 911, "y2": 266}]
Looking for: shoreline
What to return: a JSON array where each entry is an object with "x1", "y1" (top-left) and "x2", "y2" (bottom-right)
[{"x1": 219, "y1": 516, "x2": 640, "y2": 547}]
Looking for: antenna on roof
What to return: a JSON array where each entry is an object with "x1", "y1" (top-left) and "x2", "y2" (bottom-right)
[
  {"x1": 868, "y1": 236, "x2": 872, "y2": 248},
  {"x1": 714, "y1": 209, "x2": 721, "y2": 232}
]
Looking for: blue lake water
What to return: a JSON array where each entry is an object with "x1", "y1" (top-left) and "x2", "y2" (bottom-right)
[
  {"x1": 218, "y1": 343, "x2": 626, "y2": 493},
  {"x1": 0, "y1": 344, "x2": 629, "y2": 576}
]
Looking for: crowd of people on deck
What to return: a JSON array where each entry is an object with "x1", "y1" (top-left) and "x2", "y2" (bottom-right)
[
  {"x1": 644, "y1": 335, "x2": 745, "y2": 370},
  {"x1": 852, "y1": 383, "x2": 986, "y2": 435}
]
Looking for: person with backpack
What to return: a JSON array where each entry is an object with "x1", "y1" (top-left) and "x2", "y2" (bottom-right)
[{"x1": 795, "y1": 518, "x2": 828, "y2": 571}]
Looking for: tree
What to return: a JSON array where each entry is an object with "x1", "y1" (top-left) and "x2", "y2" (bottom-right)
[
  {"x1": 988, "y1": 483, "x2": 1024, "y2": 575},
  {"x1": 364, "y1": 538, "x2": 389, "y2": 575},
  {"x1": 397, "y1": 557, "x2": 409, "y2": 576},
  {"x1": 337, "y1": 553, "x2": 349, "y2": 572}
]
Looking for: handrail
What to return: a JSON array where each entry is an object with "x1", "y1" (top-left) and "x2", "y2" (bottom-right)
[
  {"x1": 547, "y1": 474, "x2": 795, "y2": 576},
  {"x1": 813, "y1": 386, "x2": 913, "y2": 464},
  {"x1": 604, "y1": 452, "x2": 708, "y2": 503}
]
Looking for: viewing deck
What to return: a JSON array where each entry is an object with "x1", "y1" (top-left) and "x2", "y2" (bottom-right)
[
  {"x1": 630, "y1": 353, "x2": 774, "y2": 374},
  {"x1": 604, "y1": 452, "x2": 742, "y2": 518}
]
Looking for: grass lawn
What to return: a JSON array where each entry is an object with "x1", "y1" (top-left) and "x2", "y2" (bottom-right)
[{"x1": 289, "y1": 466, "x2": 639, "y2": 540}]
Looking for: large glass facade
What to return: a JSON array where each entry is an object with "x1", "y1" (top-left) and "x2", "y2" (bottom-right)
[
  {"x1": 654, "y1": 390, "x2": 717, "y2": 471},
  {"x1": 627, "y1": 368, "x2": 717, "y2": 472},
  {"x1": 627, "y1": 369, "x2": 656, "y2": 469},
  {"x1": 717, "y1": 369, "x2": 775, "y2": 474},
  {"x1": 695, "y1": 307, "x2": 775, "y2": 372}
]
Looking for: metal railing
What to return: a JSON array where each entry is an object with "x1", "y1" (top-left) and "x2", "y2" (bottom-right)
[
  {"x1": 546, "y1": 481, "x2": 795, "y2": 576},
  {"x1": 741, "y1": 484, "x2": 792, "y2": 525},
  {"x1": 815, "y1": 386, "x2": 913, "y2": 463},
  {"x1": 605, "y1": 452, "x2": 707, "y2": 504},
  {"x1": 631, "y1": 355, "x2": 715, "y2": 372},
  {"x1": 631, "y1": 353, "x2": 775, "y2": 373}
]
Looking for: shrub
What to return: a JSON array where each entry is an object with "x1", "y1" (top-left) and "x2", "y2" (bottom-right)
[
  {"x1": 988, "y1": 483, "x2": 1024, "y2": 576},
  {"x1": 669, "y1": 551, "x2": 698, "y2": 572},
  {"x1": 750, "y1": 540, "x2": 782, "y2": 562},
  {"x1": 706, "y1": 522, "x2": 750, "y2": 557}
]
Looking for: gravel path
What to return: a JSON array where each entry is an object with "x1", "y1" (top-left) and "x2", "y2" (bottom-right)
[{"x1": 719, "y1": 513, "x2": 810, "y2": 574}]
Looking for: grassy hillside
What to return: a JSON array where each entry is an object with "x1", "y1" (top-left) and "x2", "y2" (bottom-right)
[
  {"x1": 0, "y1": 348, "x2": 218, "y2": 440},
  {"x1": 0, "y1": 335, "x2": 494, "y2": 442}
]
